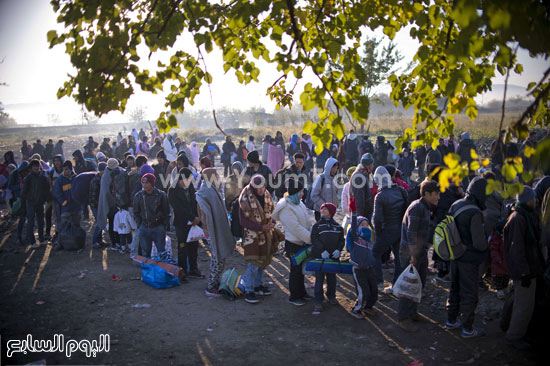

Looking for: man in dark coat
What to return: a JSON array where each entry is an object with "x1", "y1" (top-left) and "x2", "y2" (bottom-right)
[{"x1": 22, "y1": 159, "x2": 51, "y2": 248}]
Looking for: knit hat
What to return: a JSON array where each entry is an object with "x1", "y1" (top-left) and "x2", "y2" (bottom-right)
[
  {"x1": 251, "y1": 174, "x2": 266, "y2": 187},
  {"x1": 286, "y1": 178, "x2": 304, "y2": 196},
  {"x1": 320, "y1": 202, "x2": 337, "y2": 218},
  {"x1": 247, "y1": 150, "x2": 261, "y2": 164},
  {"x1": 141, "y1": 173, "x2": 156, "y2": 185},
  {"x1": 361, "y1": 153, "x2": 374, "y2": 167},
  {"x1": 139, "y1": 164, "x2": 154, "y2": 176},
  {"x1": 461, "y1": 132, "x2": 470, "y2": 140},
  {"x1": 517, "y1": 185, "x2": 536, "y2": 204},
  {"x1": 200, "y1": 156, "x2": 212, "y2": 168},
  {"x1": 98, "y1": 162, "x2": 107, "y2": 172},
  {"x1": 96, "y1": 151, "x2": 106, "y2": 162},
  {"x1": 62, "y1": 160, "x2": 73, "y2": 170},
  {"x1": 107, "y1": 158, "x2": 119, "y2": 170},
  {"x1": 384, "y1": 164, "x2": 396, "y2": 177},
  {"x1": 346, "y1": 166, "x2": 357, "y2": 177}
]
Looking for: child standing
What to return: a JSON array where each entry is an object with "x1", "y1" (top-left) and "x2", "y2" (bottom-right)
[
  {"x1": 310, "y1": 202, "x2": 345, "y2": 315},
  {"x1": 347, "y1": 197, "x2": 378, "y2": 318},
  {"x1": 114, "y1": 208, "x2": 133, "y2": 253}
]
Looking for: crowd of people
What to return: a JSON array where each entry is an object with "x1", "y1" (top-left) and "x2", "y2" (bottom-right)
[{"x1": 0, "y1": 126, "x2": 548, "y2": 352}]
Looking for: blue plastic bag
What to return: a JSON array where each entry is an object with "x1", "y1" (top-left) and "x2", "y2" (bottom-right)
[{"x1": 141, "y1": 261, "x2": 180, "y2": 289}]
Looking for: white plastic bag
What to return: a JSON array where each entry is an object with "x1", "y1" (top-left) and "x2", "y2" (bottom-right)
[
  {"x1": 186, "y1": 225, "x2": 206, "y2": 242},
  {"x1": 392, "y1": 264, "x2": 422, "y2": 303},
  {"x1": 151, "y1": 235, "x2": 172, "y2": 257}
]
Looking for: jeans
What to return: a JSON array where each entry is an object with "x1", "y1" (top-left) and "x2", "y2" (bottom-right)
[
  {"x1": 245, "y1": 263, "x2": 264, "y2": 293},
  {"x1": 372, "y1": 234, "x2": 401, "y2": 285},
  {"x1": 91, "y1": 207, "x2": 103, "y2": 245},
  {"x1": 26, "y1": 203, "x2": 45, "y2": 245},
  {"x1": 140, "y1": 225, "x2": 166, "y2": 257},
  {"x1": 314, "y1": 271, "x2": 336, "y2": 305},
  {"x1": 447, "y1": 261, "x2": 480, "y2": 330},
  {"x1": 397, "y1": 245, "x2": 428, "y2": 322}
]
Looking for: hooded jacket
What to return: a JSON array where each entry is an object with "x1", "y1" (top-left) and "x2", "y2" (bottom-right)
[
  {"x1": 310, "y1": 157, "x2": 339, "y2": 211},
  {"x1": 22, "y1": 170, "x2": 50, "y2": 206},
  {"x1": 8, "y1": 162, "x2": 28, "y2": 199},
  {"x1": 73, "y1": 150, "x2": 96, "y2": 174},
  {"x1": 372, "y1": 167, "x2": 408, "y2": 242},
  {"x1": 449, "y1": 177, "x2": 488, "y2": 264},
  {"x1": 271, "y1": 197, "x2": 312, "y2": 245},
  {"x1": 348, "y1": 213, "x2": 376, "y2": 268},
  {"x1": 168, "y1": 181, "x2": 199, "y2": 227},
  {"x1": 163, "y1": 135, "x2": 178, "y2": 162}
]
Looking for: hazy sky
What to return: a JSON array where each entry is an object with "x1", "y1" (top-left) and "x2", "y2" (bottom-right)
[{"x1": 0, "y1": 0, "x2": 548, "y2": 125}]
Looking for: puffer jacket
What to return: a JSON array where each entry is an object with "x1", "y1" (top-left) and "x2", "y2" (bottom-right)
[
  {"x1": 351, "y1": 166, "x2": 374, "y2": 219},
  {"x1": 310, "y1": 217, "x2": 345, "y2": 258},
  {"x1": 22, "y1": 171, "x2": 50, "y2": 206},
  {"x1": 271, "y1": 197, "x2": 312, "y2": 245},
  {"x1": 133, "y1": 187, "x2": 170, "y2": 229},
  {"x1": 373, "y1": 185, "x2": 408, "y2": 242},
  {"x1": 310, "y1": 157, "x2": 339, "y2": 211},
  {"x1": 89, "y1": 173, "x2": 102, "y2": 209},
  {"x1": 457, "y1": 138, "x2": 476, "y2": 164}
]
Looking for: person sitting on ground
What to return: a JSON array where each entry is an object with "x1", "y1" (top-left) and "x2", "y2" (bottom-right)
[
  {"x1": 347, "y1": 197, "x2": 378, "y2": 318},
  {"x1": 310, "y1": 202, "x2": 345, "y2": 315}
]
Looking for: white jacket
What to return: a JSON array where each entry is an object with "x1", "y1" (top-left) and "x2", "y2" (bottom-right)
[
  {"x1": 271, "y1": 197, "x2": 312, "y2": 245},
  {"x1": 114, "y1": 209, "x2": 133, "y2": 234},
  {"x1": 163, "y1": 136, "x2": 178, "y2": 162},
  {"x1": 341, "y1": 182, "x2": 351, "y2": 216}
]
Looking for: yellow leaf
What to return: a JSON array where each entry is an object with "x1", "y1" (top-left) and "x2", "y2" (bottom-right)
[
  {"x1": 482, "y1": 158, "x2": 490, "y2": 167},
  {"x1": 523, "y1": 145, "x2": 536, "y2": 158},
  {"x1": 444, "y1": 153, "x2": 460, "y2": 169},
  {"x1": 470, "y1": 149, "x2": 478, "y2": 159},
  {"x1": 438, "y1": 169, "x2": 452, "y2": 193},
  {"x1": 470, "y1": 161, "x2": 480, "y2": 171},
  {"x1": 502, "y1": 163, "x2": 517, "y2": 182}
]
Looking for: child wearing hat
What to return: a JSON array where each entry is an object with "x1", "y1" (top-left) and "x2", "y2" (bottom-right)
[{"x1": 310, "y1": 202, "x2": 345, "y2": 314}]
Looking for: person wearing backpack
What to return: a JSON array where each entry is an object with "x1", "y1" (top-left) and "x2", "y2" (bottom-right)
[
  {"x1": 169, "y1": 167, "x2": 203, "y2": 281},
  {"x1": 351, "y1": 153, "x2": 375, "y2": 221},
  {"x1": 445, "y1": 177, "x2": 489, "y2": 338},
  {"x1": 52, "y1": 161, "x2": 81, "y2": 251},
  {"x1": 271, "y1": 178, "x2": 313, "y2": 306},
  {"x1": 310, "y1": 157, "x2": 339, "y2": 221},
  {"x1": 372, "y1": 166, "x2": 408, "y2": 292},
  {"x1": 503, "y1": 186, "x2": 546, "y2": 350},
  {"x1": 397, "y1": 180, "x2": 440, "y2": 333}
]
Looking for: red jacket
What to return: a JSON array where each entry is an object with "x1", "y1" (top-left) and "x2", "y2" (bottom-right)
[{"x1": 489, "y1": 230, "x2": 508, "y2": 276}]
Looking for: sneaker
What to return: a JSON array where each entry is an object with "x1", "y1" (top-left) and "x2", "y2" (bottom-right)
[
  {"x1": 188, "y1": 269, "x2": 205, "y2": 279},
  {"x1": 302, "y1": 294, "x2": 313, "y2": 301},
  {"x1": 245, "y1": 292, "x2": 260, "y2": 304},
  {"x1": 254, "y1": 285, "x2": 272, "y2": 296},
  {"x1": 205, "y1": 288, "x2": 221, "y2": 297},
  {"x1": 362, "y1": 308, "x2": 376, "y2": 316},
  {"x1": 119, "y1": 245, "x2": 127, "y2": 254},
  {"x1": 398, "y1": 319, "x2": 418, "y2": 332},
  {"x1": 288, "y1": 298, "x2": 306, "y2": 306},
  {"x1": 505, "y1": 338, "x2": 531, "y2": 350},
  {"x1": 497, "y1": 289, "x2": 506, "y2": 300},
  {"x1": 377, "y1": 283, "x2": 385, "y2": 292},
  {"x1": 110, "y1": 244, "x2": 121, "y2": 251},
  {"x1": 461, "y1": 327, "x2": 486, "y2": 338},
  {"x1": 328, "y1": 298, "x2": 338, "y2": 305},
  {"x1": 350, "y1": 309, "x2": 365, "y2": 319},
  {"x1": 312, "y1": 304, "x2": 323, "y2": 315},
  {"x1": 445, "y1": 320, "x2": 463, "y2": 330}
]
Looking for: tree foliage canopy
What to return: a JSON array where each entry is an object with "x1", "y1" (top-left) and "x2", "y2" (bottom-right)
[{"x1": 49, "y1": 0, "x2": 550, "y2": 193}]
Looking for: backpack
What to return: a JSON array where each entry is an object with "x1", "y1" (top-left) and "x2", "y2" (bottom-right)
[
  {"x1": 218, "y1": 268, "x2": 245, "y2": 300},
  {"x1": 111, "y1": 169, "x2": 131, "y2": 208},
  {"x1": 433, "y1": 204, "x2": 479, "y2": 261},
  {"x1": 305, "y1": 175, "x2": 324, "y2": 210},
  {"x1": 230, "y1": 198, "x2": 243, "y2": 237}
]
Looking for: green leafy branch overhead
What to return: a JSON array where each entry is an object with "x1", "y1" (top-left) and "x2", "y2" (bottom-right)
[{"x1": 49, "y1": 0, "x2": 550, "y2": 188}]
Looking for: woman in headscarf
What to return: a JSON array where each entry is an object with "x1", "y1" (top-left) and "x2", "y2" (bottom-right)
[
  {"x1": 190, "y1": 141, "x2": 200, "y2": 168},
  {"x1": 275, "y1": 131, "x2": 285, "y2": 150},
  {"x1": 287, "y1": 134, "x2": 300, "y2": 164},
  {"x1": 239, "y1": 174, "x2": 281, "y2": 304},
  {"x1": 267, "y1": 138, "x2": 285, "y2": 175},
  {"x1": 196, "y1": 168, "x2": 235, "y2": 296}
]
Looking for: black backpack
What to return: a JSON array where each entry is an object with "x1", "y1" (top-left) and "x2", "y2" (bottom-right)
[
  {"x1": 230, "y1": 198, "x2": 243, "y2": 238},
  {"x1": 111, "y1": 169, "x2": 131, "y2": 209}
]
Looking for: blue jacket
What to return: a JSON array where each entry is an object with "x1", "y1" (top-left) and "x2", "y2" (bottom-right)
[
  {"x1": 53, "y1": 174, "x2": 79, "y2": 213},
  {"x1": 347, "y1": 213, "x2": 376, "y2": 269}
]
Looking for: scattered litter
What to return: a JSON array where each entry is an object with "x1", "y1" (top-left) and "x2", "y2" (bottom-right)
[
  {"x1": 132, "y1": 303, "x2": 151, "y2": 308},
  {"x1": 444, "y1": 357, "x2": 452, "y2": 362},
  {"x1": 407, "y1": 361, "x2": 423, "y2": 366},
  {"x1": 405, "y1": 347, "x2": 412, "y2": 352},
  {"x1": 206, "y1": 328, "x2": 213, "y2": 332},
  {"x1": 130, "y1": 277, "x2": 141, "y2": 281},
  {"x1": 112, "y1": 274, "x2": 123, "y2": 281},
  {"x1": 268, "y1": 281, "x2": 273, "y2": 285},
  {"x1": 77, "y1": 273, "x2": 86, "y2": 279},
  {"x1": 35, "y1": 301, "x2": 45, "y2": 305},
  {"x1": 429, "y1": 347, "x2": 436, "y2": 351},
  {"x1": 98, "y1": 303, "x2": 105, "y2": 307}
]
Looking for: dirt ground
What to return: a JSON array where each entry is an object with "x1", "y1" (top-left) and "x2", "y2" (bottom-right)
[{"x1": 0, "y1": 202, "x2": 543, "y2": 366}]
